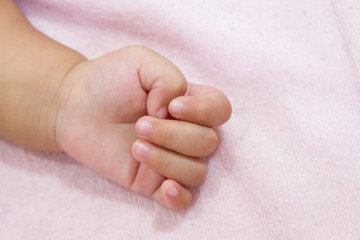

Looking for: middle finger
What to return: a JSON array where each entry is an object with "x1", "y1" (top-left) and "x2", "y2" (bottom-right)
[{"x1": 135, "y1": 116, "x2": 218, "y2": 157}]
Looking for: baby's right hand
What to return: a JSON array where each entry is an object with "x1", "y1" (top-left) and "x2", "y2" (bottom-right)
[{"x1": 56, "y1": 46, "x2": 231, "y2": 210}]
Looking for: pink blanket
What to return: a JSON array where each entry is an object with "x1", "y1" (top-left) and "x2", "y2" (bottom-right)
[{"x1": 1, "y1": 0, "x2": 360, "y2": 239}]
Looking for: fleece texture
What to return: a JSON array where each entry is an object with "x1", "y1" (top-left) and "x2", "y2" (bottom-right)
[{"x1": 1, "y1": 0, "x2": 360, "y2": 239}]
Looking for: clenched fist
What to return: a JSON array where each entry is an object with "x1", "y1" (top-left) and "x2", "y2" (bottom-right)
[{"x1": 56, "y1": 46, "x2": 232, "y2": 210}]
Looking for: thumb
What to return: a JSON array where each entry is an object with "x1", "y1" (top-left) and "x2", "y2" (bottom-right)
[{"x1": 135, "y1": 46, "x2": 188, "y2": 118}]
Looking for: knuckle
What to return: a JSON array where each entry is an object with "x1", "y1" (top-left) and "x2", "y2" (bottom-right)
[
  {"x1": 175, "y1": 194, "x2": 192, "y2": 211},
  {"x1": 199, "y1": 128, "x2": 218, "y2": 156},
  {"x1": 207, "y1": 128, "x2": 218, "y2": 153},
  {"x1": 196, "y1": 102, "x2": 209, "y2": 123},
  {"x1": 159, "y1": 153, "x2": 171, "y2": 173},
  {"x1": 122, "y1": 45, "x2": 155, "y2": 60},
  {"x1": 189, "y1": 161, "x2": 207, "y2": 187},
  {"x1": 162, "y1": 125, "x2": 175, "y2": 146},
  {"x1": 169, "y1": 74, "x2": 187, "y2": 95}
]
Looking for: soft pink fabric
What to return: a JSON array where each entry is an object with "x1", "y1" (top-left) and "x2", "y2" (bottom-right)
[{"x1": 1, "y1": 0, "x2": 360, "y2": 239}]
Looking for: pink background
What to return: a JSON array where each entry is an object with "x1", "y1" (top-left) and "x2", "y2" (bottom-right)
[{"x1": 1, "y1": 0, "x2": 360, "y2": 239}]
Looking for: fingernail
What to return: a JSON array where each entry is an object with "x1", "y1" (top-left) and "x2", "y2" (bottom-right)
[
  {"x1": 156, "y1": 106, "x2": 168, "y2": 119},
  {"x1": 170, "y1": 100, "x2": 186, "y2": 114},
  {"x1": 167, "y1": 186, "x2": 179, "y2": 197},
  {"x1": 134, "y1": 141, "x2": 151, "y2": 160},
  {"x1": 136, "y1": 119, "x2": 152, "y2": 136}
]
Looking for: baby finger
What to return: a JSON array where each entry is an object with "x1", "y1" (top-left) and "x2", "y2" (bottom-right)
[{"x1": 131, "y1": 139, "x2": 207, "y2": 187}]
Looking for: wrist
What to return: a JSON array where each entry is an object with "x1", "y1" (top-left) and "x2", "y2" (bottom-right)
[
  {"x1": 53, "y1": 57, "x2": 89, "y2": 152},
  {"x1": 44, "y1": 54, "x2": 87, "y2": 151}
]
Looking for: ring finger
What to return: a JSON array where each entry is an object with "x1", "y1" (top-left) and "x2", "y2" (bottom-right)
[{"x1": 131, "y1": 139, "x2": 207, "y2": 187}]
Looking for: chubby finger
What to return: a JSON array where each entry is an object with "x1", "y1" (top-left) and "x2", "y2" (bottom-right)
[
  {"x1": 161, "y1": 179, "x2": 192, "y2": 210},
  {"x1": 168, "y1": 83, "x2": 232, "y2": 127},
  {"x1": 131, "y1": 139, "x2": 207, "y2": 187},
  {"x1": 135, "y1": 116, "x2": 217, "y2": 157},
  {"x1": 126, "y1": 46, "x2": 188, "y2": 119},
  {"x1": 150, "y1": 179, "x2": 192, "y2": 211}
]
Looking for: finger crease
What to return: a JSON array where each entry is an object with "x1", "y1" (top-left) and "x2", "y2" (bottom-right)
[{"x1": 128, "y1": 161, "x2": 141, "y2": 191}]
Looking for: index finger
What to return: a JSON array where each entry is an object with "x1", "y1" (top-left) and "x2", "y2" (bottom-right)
[{"x1": 168, "y1": 83, "x2": 232, "y2": 127}]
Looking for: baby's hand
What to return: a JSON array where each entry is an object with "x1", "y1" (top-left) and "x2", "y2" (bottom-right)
[{"x1": 56, "y1": 46, "x2": 231, "y2": 210}]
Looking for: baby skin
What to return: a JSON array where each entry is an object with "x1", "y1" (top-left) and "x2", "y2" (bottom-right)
[{"x1": 0, "y1": 1, "x2": 231, "y2": 210}]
